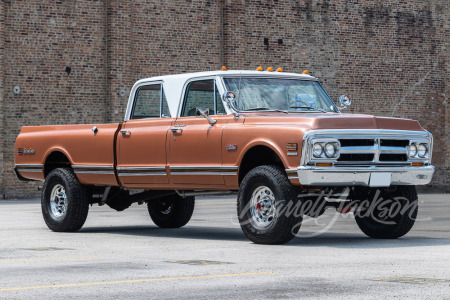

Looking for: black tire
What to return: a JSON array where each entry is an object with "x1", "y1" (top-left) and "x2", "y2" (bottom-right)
[
  {"x1": 147, "y1": 194, "x2": 194, "y2": 228},
  {"x1": 237, "y1": 165, "x2": 302, "y2": 245},
  {"x1": 41, "y1": 168, "x2": 89, "y2": 232},
  {"x1": 354, "y1": 186, "x2": 418, "y2": 239}
]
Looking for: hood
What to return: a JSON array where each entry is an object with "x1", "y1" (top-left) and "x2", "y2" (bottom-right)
[{"x1": 242, "y1": 112, "x2": 425, "y2": 131}]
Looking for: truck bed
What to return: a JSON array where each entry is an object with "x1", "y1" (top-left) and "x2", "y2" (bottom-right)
[{"x1": 15, "y1": 123, "x2": 121, "y2": 186}]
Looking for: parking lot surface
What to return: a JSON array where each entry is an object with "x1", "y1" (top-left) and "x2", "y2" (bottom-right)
[{"x1": 0, "y1": 193, "x2": 449, "y2": 299}]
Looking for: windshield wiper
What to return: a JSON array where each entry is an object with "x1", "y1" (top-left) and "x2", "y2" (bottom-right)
[
  {"x1": 289, "y1": 106, "x2": 327, "y2": 113},
  {"x1": 244, "y1": 107, "x2": 288, "y2": 114}
]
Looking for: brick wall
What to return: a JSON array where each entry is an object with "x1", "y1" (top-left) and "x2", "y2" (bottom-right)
[
  {"x1": 0, "y1": 1, "x2": 5, "y2": 197},
  {"x1": 0, "y1": 0, "x2": 448, "y2": 198}
]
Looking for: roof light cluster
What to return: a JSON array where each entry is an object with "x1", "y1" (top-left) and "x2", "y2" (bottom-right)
[{"x1": 219, "y1": 66, "x2": 310, "y2": 75}]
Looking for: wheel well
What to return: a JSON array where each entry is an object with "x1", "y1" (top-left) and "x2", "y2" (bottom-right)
[
  {"x1": 44, "y1": 151, "x2": 71, "y2": 177},
  {"x1": 238, "y1": 145, "x2": 284, "y2": 184}
]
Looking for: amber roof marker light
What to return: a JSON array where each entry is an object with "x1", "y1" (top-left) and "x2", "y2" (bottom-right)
[
  {"x1": 302, "y1": 70, "x2": 309, "y2": 74},
  {"x1": 266, "y1": 67, "x2": 273, "y2": 71},
  {"x1": 221, "y1": 66, "x2": 227, "y2": 71},
  {"x1": 256, "y1": 66, "x2": 263, "y2": 71},
  {"x1": 276, "y1": 68, "x2": 283, "y2": 72}
]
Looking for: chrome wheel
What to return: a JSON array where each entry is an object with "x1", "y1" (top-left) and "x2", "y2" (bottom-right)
[
  {"x1": 49, "y1": 184, "x2": 68, "y2": 219},
  {"x1": 250, "y1": 186, "x2": 276, "y2": 229}
]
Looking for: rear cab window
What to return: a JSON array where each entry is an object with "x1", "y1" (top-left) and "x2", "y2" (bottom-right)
[{"x1": 131, "y1": 83, "x2": 170, "y2": 119}]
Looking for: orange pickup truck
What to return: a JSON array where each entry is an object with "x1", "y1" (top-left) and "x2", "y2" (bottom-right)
[{"x1": 15, "y1": 69, "x2": 434, "y2": 244}]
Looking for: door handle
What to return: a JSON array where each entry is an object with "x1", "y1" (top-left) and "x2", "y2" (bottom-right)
[
  {"x1": 170, "y1": 128, "x2": 183, "y2": 133},
  {"x1": 120, "y1": 130, "x2": 131, "y2": 135}
]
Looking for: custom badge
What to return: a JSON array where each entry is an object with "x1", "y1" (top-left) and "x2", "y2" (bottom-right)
[{"x1": 18, "y1": 148, "x2": 35, "y2": 155}]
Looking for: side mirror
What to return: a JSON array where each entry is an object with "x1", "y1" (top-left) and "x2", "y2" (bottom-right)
[
  {"x1": 196, "y1": 107, "x2": 216, "y2": 125},
  {"x1": 222, "y1": 91, "x2": 239, "y2": 117},
  {"x1": 338, "y1": 95, "x2": 351, "y2": 110}
]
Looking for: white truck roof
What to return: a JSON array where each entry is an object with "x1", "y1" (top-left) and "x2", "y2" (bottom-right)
[{"x1": 127, "y1": 70, "x2": 317, "y2": 120}]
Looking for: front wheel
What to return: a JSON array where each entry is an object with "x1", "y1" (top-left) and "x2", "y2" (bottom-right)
[
  {"x1": 147, "y1": 194, "x2": 195, "y2": 228},
  {"x1": 41, "y1": 168, "x2": 89, "y2": 232},
  {"x1": 237, "y1": 165, "x2": 302, "y2": 245},
  {"x1": 354, "y1": 186, "x2": 418, "y2": 239}
]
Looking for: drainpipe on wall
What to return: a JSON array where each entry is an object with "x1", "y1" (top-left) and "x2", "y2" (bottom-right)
[
  {"x1": 104, "y1": 0, "x2": 110, "y2": 123},
  {"x1": 220, "y1": 0, "x2": 225, "y2": 66}
]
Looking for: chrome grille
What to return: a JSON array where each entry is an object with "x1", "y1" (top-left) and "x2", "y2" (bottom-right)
[
  {"x1": 338, "y1": 138, "x2": 408, "y2": 163},
  {"x1": 301, "y1": 129, "x2": 433, "y2": 167}
]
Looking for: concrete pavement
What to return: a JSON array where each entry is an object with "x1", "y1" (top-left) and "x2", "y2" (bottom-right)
[{"x1": 0, "y1": 193, "x2": 449, "y2": 299}]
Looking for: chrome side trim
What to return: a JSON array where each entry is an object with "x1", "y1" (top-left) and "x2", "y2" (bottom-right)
[
  {"x1": 169, "y1": 166, "x2": 238, "y2": 176},
  {"x1": 118, "y1": 172, "x2": 167, "y2": 176},
  {"x1": 72, "y1": 165, "x2": 114, "y2": 170},
  {"x1": 72, "y1": 165, "x2": 115, "y2": 175},
  {"x1": 15, "y1": 164, "x2": 43, "y2": 168},
  {"x1": 117, "y1": 166, "x2": 167, "y2": 177},
  {"x1": 16, "y1": 169, "x2": 42, "y2": 172},
  {"x1": 170, "y1": 166, "x2": 238, "y2": 170},
  {"x1": 74, "y1": 170, "x2": 115, "y2": 175},
  {"x1": 170, "y1": 172, "x2": 237, "y2": 176},
  {"x1": 15, "y1": 164, "x2": 43, "y2": 173},
  {"x1": 117, "y1": 167, "x2": 166, "y2": 171},
  {"x1": 113, "y1": 165, "x2": 169, "y2": 177}
]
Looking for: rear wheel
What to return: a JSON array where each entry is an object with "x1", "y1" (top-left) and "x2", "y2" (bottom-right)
[
  {"x1": 354, "y1": 186, "x2": 418, "y2": 239},
  {"x1": 41, "y1": 168, "x2": 89, "y2": 232},
  {"x1": 147, "y1": 194, "x2": 195, "y2": 228},
  {"x1": 237, "y1": 165, "x2": 302, "y2": 245}
]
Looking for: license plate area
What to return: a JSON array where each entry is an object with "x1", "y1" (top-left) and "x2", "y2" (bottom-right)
[{"x1": 369, "y1": 172, "x2": 392, "y2": 187}]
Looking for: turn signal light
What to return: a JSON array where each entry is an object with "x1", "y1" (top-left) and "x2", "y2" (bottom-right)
[
  {"x1": 412, "y1": 162, "x2": 424, "y2": 166},
  {"x1": 287, "y1": 143, "x2": 297, "y2": 151},
  {"x1": 316, "y1": 163, "x2": 332, "y2": 167},
  {"x1": 276, "y1": 68, "x2": 283, "y2": 72},
  {"x1": 302, "y1": 70, "x2": 309, "y2": 74},
  {"x1": 221, "y1": 66, "x2": 227, "y2": 70},
  {"x1": 266, "y1": 67, "x2": 273, "y2": 71},
  {"x1": 256, "y1": 66, "x2": 263, "y2": 71}
]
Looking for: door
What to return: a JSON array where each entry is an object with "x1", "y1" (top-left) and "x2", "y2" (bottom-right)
[
  {"x1": 117, "y1": 82, "x2": 174, "y2": 186},
  {"x1": 169, "y1": 79, "x2": 234, "y2": 186}
]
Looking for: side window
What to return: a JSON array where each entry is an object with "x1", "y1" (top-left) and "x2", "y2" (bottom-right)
[
  {"x1": 161, "y1": 87, "x2": 170, "y2": 117},
  {"x1": 181, "y1": 79, "x2": 224, "y2": 117},
  {"x1": 216, "y1": 87, "x2": 225, "y2": 115},
  {"x1": 131, "y1": 84, "x2": 170, "y2": 119}
]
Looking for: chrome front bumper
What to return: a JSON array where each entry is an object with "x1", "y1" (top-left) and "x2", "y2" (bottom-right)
[{"x1": 290, "y1": 165, "x2": 435, "y2": 186}]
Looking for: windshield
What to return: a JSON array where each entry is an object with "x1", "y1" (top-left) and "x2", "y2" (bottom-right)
[{"x1": 223, "y1": 77, "x2": 338, "y2": 113}]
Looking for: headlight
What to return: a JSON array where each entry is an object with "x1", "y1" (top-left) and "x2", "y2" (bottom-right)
[
  {"x1": 409, "y1": 143, "x2": 417, "y2": 158},
  {"x1": 313, "y1": 143, "x2": 323, "y2": 158},
  {"x1": 324, "y1": 143, "x2": 336, "y2": 158},
  {"x1": 417, "y1": 143, "x2": 428, "y2": 158}
]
